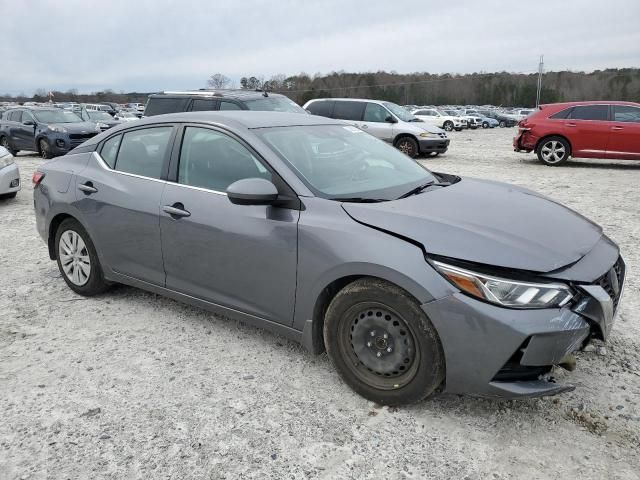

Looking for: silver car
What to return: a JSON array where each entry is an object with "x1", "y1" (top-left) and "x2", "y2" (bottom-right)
[
  {"x1": 33, "y1": 111, "x2": 625, "y2": 404},
  {"x1": 0, "y1": 145, "x2": 20, "y2": 199}
]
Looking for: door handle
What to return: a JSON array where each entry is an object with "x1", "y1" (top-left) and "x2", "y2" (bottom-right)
[
  {"x1": 565, "y1": 123, "x2": 577, "y2": 127},
  {"x1": 611, "y1": 126, "x2": 624, "y2": 131},
  {"x1": 78, "y1": 182, "x2": 98, "y2": 194},
  {"x1": 163, "y1": 203, "x2": 191, "y2": 218}
]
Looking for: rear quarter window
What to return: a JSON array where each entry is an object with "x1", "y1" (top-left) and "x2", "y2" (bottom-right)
[
  {"x1": 144, "y1": 97, "x2": 190, "y2": 116},
  {"x1": 332, "y1": 101, "x2": 365, "y2": 121},
  {"x1": 549, "y1": 107, "x2": 573, "y2": 119}
]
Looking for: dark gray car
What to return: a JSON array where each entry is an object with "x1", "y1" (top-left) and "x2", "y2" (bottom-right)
[{"x1": 33, "y1": 111, "x2": 625, "y2": 405}]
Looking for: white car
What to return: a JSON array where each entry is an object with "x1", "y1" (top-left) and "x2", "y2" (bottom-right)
[
  {"x1": 114, "y1": 111, "x2": 140, "y2": 122},
  {"x1": 0, "y1": 146, "x2": 20, "y2": 199},
  {"x1": 411, "y1": 108, "x2": 466, "y2": 132}
]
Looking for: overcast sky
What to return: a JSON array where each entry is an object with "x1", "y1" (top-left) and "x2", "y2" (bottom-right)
[{"x1": 1, "y1": 0, "x2": 639, "y2": 95}]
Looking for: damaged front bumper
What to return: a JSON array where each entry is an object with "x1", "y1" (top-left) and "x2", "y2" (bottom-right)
[{"x1": 421, "y1": 256, "x2": 625, "y2": 399}]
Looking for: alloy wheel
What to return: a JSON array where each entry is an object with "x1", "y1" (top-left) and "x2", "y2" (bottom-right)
[
  {"x1": 58, "y1": 230, "x2": 91, "y2": 286},
  {"x1": 540, "y1": 140, "x2": 566, "y2": 164},
  {"x1": 39, "y1": 139, "x2": 50, "y2": 159}
]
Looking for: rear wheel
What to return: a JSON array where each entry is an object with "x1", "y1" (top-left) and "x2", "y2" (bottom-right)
[
  {"x1": 324, "y1": 278, "x2": 445, "y2": 405},
  {"x1": 443, "y1": 121, "x2": 454, "y2": 132},
  {"x1": 482, "y1": 121, "x2": 489, "y2": 129},
  {"x1": 39, "y1": 138, "x2": 52, "y2": 159},
  {"x1": 395, "y1": 137, "x2": 419, "y2": 158},
  {"x1": 55, "y1": 218, "x2": 110, "y2": 296},
  {"x1": 0, "y1": 136, "x2": 18, "y2": 156},
  {"x1": 536, "y1": 136, "x2": 570, "y2": 166},
  {"x1": 499, "y1": 121, "x2": 506, "y2": 128}
]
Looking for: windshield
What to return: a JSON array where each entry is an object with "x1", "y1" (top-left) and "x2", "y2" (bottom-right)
[
  {"x1": 33, "y1": 110, "x2": 83, "y2": 123},
  {"x1": 382, "y1": 101, "x2": 417, "y2": 122},
  {"x1": 255, "y1": 124, "x2": 436, "y2": 200},
  {"x1": 244, "y1": 96, "x2": 306, "y2": 113},
  {"x1": 88, "y1": 111, "x2": 113, "y2": 121}
]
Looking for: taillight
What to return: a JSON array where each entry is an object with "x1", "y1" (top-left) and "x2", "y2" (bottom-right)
[{"x1": 32, "y1": 171, "x2": 45, "y2": 186}]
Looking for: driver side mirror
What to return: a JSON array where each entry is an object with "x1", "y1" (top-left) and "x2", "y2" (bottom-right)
[
  {"x1": 385, "y1": 116, "x2": 397, "y2": 124},
  {"x1": 23, "y1": 120, "x2": 35, "y2": 126},
  {"x1": 226, "y1": 178, "x2": 279, "y2": 206}
]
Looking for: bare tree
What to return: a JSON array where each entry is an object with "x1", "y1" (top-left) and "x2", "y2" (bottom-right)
[{"x1": 207, "y1": 74, "x2": 231, "y2": 89}]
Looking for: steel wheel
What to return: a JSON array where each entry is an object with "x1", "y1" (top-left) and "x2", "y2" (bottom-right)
[
  {"x1": 58, "y1": 230, "x2": 91, "y2": 286},
  {"x1": 339, "y1": 302, "x2": 420, "y2": 390},
  {"x1": 540, "y1": 140, "x2": 567, "y2": 164},
  {"x1": 39, "y1": 139, "x2": 50, "y2": 159},
  {"x1": 395, "y1": 137, "x2": 418, "y2": 157}
]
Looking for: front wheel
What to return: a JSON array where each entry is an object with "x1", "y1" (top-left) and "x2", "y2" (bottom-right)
[
  {"x1": 55, "y1": 218, "x2": 110, "y2": 296},
  {"x1": 324, "y1": 278, "x2": 445, "y2": 405},
  {"x1": 482, "y1": 121, "x2": 489, "y2": 129},
  {"x1": 443, "y1": 121, "x2": 454, "y2": 132},
  {"x1": 499, "y1": 121, "x2": 506, "y2": 128},
  {"x1": 39, "y1": 138, "x2": 53, "y2": 159},
  {"x1": 536, "y1": 136, "x2": 570, "y2": 166},
  {"x1": 395, "y1": 137, "x2": 419, "y2": 158}
]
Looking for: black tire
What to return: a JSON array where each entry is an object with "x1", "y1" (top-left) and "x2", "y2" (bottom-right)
[
  {"x1": 0, "y1": 136, "x2": 18, "y2": 156},
  {"x1": 536, "y1": 136, "x2": 571, "y2": 166},
  {"x1": 443, "y1": 121, "x2": 454, "y2": 132},
  {"x1": 454, "y1": 127, "x2": 463, "y2": 131},
  {"x1": 323, "y1": 278, "x2": 445, "y2": 405},
  {"x1": 394, "y1": 136, "x2": 419, "y2": 158},
  {"x1": 54, "y1": 218, "x2": 110, "y2": 296},
  {"x1": 39, "y1": 138, "x2": 53, "y2": 159},
  {"x1": 499, "y1": 121, "x2": 506, "y2": 128},
  {"x1": 0, "y1": 192, "x2": 17, "y2": 200},
  {"x1": 482, "y1": 121, "x2": 489, "y2": 129}
]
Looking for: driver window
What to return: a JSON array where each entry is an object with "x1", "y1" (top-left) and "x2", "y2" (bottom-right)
[
  {"x1": 178, "y1": 127, "x2": 271, "y2": 192},
  {"x1": 363, "y1": 103, "x2": 390, "y2": 123}
]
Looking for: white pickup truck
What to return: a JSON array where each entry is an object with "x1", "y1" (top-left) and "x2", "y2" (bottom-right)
[{"x1": 411, "y1": 108, "x2": 466, "y2": 132}]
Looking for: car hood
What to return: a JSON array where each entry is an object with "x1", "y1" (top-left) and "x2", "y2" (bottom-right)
[
  {"x1": 54, "y1": 122, "x2": 98, "y2": 134},
  {"x1": 406, "y1": 121, "x2": 445, "y2": 135},
  {"x1": 342, "y1": 177, "x2": 603, "y2": 273}
]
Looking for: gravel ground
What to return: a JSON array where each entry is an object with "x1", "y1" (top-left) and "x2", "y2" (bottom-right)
[{"x1": 1, "y1": 127, "x2": 639, "y2": 479}]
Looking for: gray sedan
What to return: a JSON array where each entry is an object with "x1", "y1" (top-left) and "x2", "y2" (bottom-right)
[{"x1": 33, "y1": 111, "x2": 625, "y2": 404}]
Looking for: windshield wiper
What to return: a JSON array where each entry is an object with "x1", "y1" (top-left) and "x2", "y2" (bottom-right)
[
  {"x1": 397, "y1": 181, "x2": 451, "y2": 199},
  {"x1": 329, "y1": 197, "x2": 388, "y2": 203}
]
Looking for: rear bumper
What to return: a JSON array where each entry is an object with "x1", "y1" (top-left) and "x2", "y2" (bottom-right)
[
  {"x1": 513, "y1": 130, "x2": 537, "y2": 152},
  {"x1": 422, "y1": 260, "x2": 624, "y2": 399},
  {"x1": 419, "y1": 138, "x2": 450, "y2": 154},
  {"x1": 0, "y1": 163, "x2": 21, "y2": 194}
]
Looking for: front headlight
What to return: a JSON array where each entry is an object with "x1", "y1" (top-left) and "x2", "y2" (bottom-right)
[
  {"x1": 432, "y1": 261, "x2": 574, "y2": 309},
  {"x1": 419, "y1": 132, "x2": 435, "y2": 138},
  {"x1": 96, "y1": 122, "x2": 109, "y2": 129},
  {"x1": 0, "y1": 153, "x2": 14, "y2": 168},
  {"x1": 47, "y1": 124, "x2": 67, "y2": 133}
]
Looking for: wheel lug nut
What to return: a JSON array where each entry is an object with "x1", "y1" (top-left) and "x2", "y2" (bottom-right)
[
  {"x1": 387, "y1": 347, "x2": 392, "y2": 353},
  {"x1": 367, "y1": 342, "x2": 372, "y2": 347},
  {"x1": 383, "y1": 333, "x2": 388, "y2": 339},
  {"x1": 376, "y1": 352, "x2": 382, "y2": 358},
  {"x1": 370, "y1": 331, "x2": 375, "y2": 337}
]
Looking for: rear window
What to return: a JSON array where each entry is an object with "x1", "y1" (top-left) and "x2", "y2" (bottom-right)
[
  {"x1": 332, "y1": 101, "x2": 365, "y2": 121},
  {"x1": 569, "y1": 105, "x2": 609, "y2": 121},
  {"x1": 306, "y1": 101, "x2": 335, "y2": 118},
  {"x1": 144, "y1": 97, "x2": 190, "y2": 116}
]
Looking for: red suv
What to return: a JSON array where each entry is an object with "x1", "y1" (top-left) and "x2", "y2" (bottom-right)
[{"x1": 514, "y1": 101, "x2": 640, "y2": 166}]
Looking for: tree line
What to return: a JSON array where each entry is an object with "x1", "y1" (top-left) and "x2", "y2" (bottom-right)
[{"x1": 2, "y1": 68, "x2": 639, "y2": 107}]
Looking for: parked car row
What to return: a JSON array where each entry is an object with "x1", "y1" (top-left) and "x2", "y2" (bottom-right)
[{"x1": 404, "y1": 104, "x2": 523, "y2": 129}]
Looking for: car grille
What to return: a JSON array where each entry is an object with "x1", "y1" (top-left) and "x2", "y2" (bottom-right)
[
  {"x1": 69, "y1": 132, "x2": 98, "y2": 148},
  {"x1": 596, "y1": 256, "x2": 625, "y2": 312}
]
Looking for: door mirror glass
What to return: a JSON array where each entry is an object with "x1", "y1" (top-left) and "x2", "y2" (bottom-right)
[
  {"x1": 385, "y1": 115, "x2": 397, "y2": 124},
  {"x1": 227, "y1": 178, "x2": 279, "y2": 206}
]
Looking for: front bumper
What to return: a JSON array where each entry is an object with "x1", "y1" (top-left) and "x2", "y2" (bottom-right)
[
  {"x1": 42, "y1": 132, "x2": 99, "y2": 156},
  {"x1": 0, "y1": 163, "x2": 21, "y2": 194},
  {"x1": 418, "y1": 138, "x2": 450, "y2": 154},
  {"x1": 422, "y1": 259, "x2": 625, "y2": 398}
]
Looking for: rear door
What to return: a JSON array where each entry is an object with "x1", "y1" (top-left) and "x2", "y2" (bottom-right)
[
  {"x1": 607, "y1": 105, "x2": 640, "y2": 159},
  {"x1": 358, "y1": 102, "x2": 394, "y2": 142},
  {"x1": 159, "y1": 125, "x2": 299, "y2": 324},
  {"x1": 74, "y1": 125, "x2": 176, "y2": 285},
  {"x1": 564, "y1": 104, "x2": 610, "y2": 157}
]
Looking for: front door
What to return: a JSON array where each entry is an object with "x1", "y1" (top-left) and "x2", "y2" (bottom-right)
[
  {"x1": 13, "y1": 111, "x2": 36, "y2": 150},
  {"x1": 607, "y1": 104, "x2": 640, "y2": 159},
  {"x1": 73, "y1": 125, "x2": 175, "y2": 285},
  {"x1": 159, "y1": 126, "x2": 299, "y2": 324},
  {"x1": 360, "y1": 102, "x2": 395, "y2": 142}
]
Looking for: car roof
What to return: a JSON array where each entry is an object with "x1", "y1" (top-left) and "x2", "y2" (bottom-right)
[
  {"x1": 151, "y1": 89, "x2": 288, "y2": 101},
  {"x1": 80, "y1": 111, "x2": 342, "y2": 146},
  {"x1": 540, "y1": 100, "x2": 640, "y2": 108},
  {"x1": 307, "y1": 98, "x2": 389, "y2": 104}
]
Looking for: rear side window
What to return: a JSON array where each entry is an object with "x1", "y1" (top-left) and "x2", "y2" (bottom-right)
[
  {"x1": 613, "y1": 105, "x2": 640, "y2": 123},
  {"x1": 100, "y1": 134, "x2": 122, "y2": 168},
  {"x1": 550, "y1": 107, "x2": 572, "y2": 119},
  {"x1": 144, "y1": 97, "x2": 190, "y2": 116},
  {"x1": 191, "y1": 99, "x2": 217, "y2": 112},
  {"x1": 114, "y1": 127, "x2": 173, "y2": 179},
  {"x1": 8, "y1": 111, "x2": 22, "y2": 122},
  {"x1": 178, "y1": 127, "x2": 270, "y2": 192},
  {"x1": 306, "y1": 101, "x2": 335, "y2": 118},
  {"x1": 569, "y1": 105, "x2": 609, "y2": 121},
  {"x1": 220, "y1": 101, "x2": 242, "y2": 111},
  {"x1": 332, "y1": 101, "x2": 365, "y2": 121}
]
